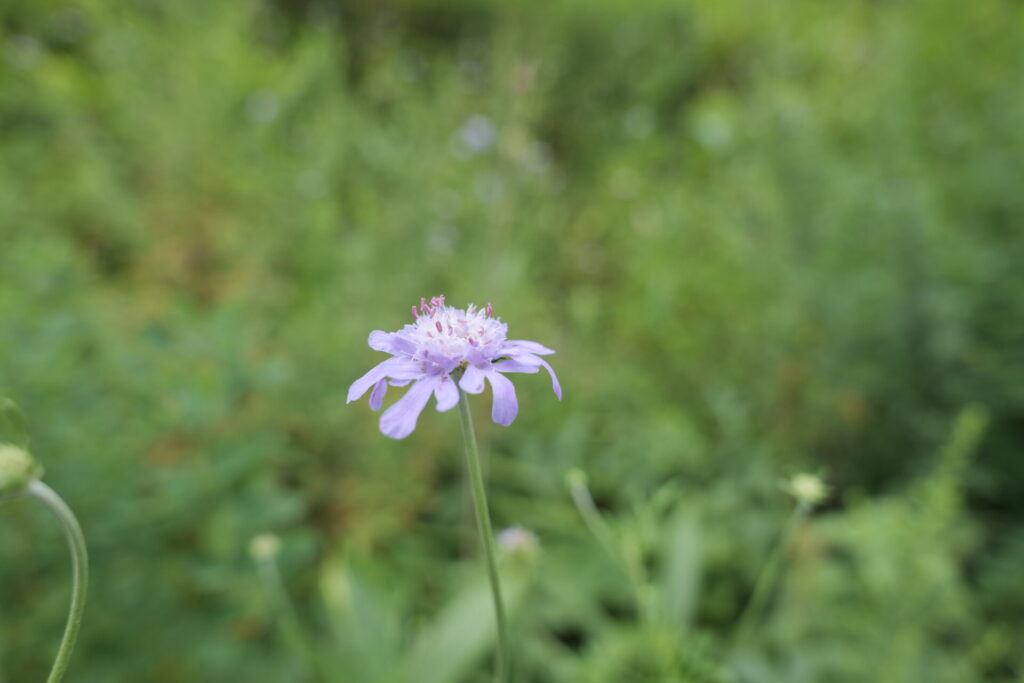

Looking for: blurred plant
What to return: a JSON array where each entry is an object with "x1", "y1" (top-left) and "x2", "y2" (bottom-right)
[
  {"x1": 250, "y1": 534, "x2": 538, "y2": 682},
  {"x1": 783, "y1": 474, "x2": 829, "y2": 508},
  {"x1": 733, "y1": 405, "x2": 993, "y2": 682},
  {"x1": 0, "y1": 401, "x2": 88, "y2": 683},
  {"x1": 566, "y1": 468, "x2": 651, "y2": 619},
  {"x1": 566, "y1": 469, "x2": 728, "y2": 682},
  {"x1": 250, "y1": 533, "x2": 327, "y2": 682},
  {"x1": 498, "y1": 526, "x2": 540, "y2": 558},
  {"x1": 732, "y1": 473, "x2": 829, "y2": 645}
]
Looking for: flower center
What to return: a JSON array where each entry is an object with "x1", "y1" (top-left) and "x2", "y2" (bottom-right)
[{"x1": 404, "y1": 295, "x2": 507, "y2": 364}]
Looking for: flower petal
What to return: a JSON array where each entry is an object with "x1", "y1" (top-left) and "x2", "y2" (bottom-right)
[
  {"x1": 499, "y1": 353, "x2": 562, "y2": 399},
  {"x1": 505, "y1": 339, "x2": 556, "y2": 356},
  {"x1": 369, "y1": 330, "x2": 416, "y2": 356},
  {"x1": 379, "y1": 376, "x2": 441, "y2": 439},
  {"x1": 486, "y1": 371, "x2": 519, "y2": 426},
  {"x1": 347, "y1": 357, "x2": 419, "y2": 403},
  {"x1": 492, "y1": 359, "x2": 540, "y2": 374},
  {"x1": 368, "y1": 330, "x2": 392, "y2": 351},
  {"x1": 459, "y1": 364, "x2": 488, "y2": 394},
  {"x1": 369, "y1": 379, "x2": 388, "y2": 411},
  {"x1": 434, "y1": 375, "x2": 459, "y2": 412},
  {"x1": 535, "y1": 356, "x2": 563, "y2": 400}
]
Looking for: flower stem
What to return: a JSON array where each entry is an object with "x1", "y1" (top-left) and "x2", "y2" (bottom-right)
[
  {"x1": 733, "y1": 501, "x2": 810, "y2": 644},
  {"x1": 567, "y1": 471, "x2": 652, "y2": 621},
  {"x1": 27, "y1": 480, "x2": 88, "y2": 683},
  {"x1": 253, "y1": 551, "x2": 327, "y2": 682},
  {"x1": 457, "y1": 392, "x2": 509, "y2": 683}
]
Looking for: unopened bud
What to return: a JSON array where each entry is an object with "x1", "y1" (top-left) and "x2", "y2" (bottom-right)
[
  {"x1": 786, "y1": 473, "x2": 828, "y2": 506},
  {"x1": 249, "y1": 533, "x2": 281, "y2": 561},
  {"x1": 0, "y1": 444, "x2": 42, "y2": 496}
]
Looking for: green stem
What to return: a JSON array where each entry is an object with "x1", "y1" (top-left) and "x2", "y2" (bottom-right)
[
  {"x1": 567, "y1": 473, "x2": 651, "y2": 620},
  {"x1": 254, "y1": 554, "x2": 326, "y2": 682},
  {"x1": 567, "y1": 473, "x2": 618, "y2": 560},
  {"x1": 27, "y1": 480, "x2": 89, "y2": 683},
  {"x1": 457, "y1": 392, "x2": 509, "y2": 683},
  {"x1": 733, "y1": 501, "x2": 810, "y2": 644}
]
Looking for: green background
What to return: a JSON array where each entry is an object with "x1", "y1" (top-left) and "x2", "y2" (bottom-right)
[{"x1": 1, "y1": 0, "x2": 1022, "y2": 680}]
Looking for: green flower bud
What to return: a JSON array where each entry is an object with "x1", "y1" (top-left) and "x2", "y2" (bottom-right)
[
  {"x1": 249, "y1": 533, "x2": 282, "y2": 561},
  {"x1": 0, "y1": 443, "x2": 43, "y2": 496},
  {"x1": 786, "y1": 473, "x2": 829, "y2": 506}
]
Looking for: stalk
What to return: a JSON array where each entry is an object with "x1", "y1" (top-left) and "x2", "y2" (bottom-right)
[
  {"x1": 26, "y1": 480, "x2": 89, "y2": 683},
  {"x1": 567, "y1": 470, "x2": 652, "y2": 621},
  {"x1": 733, "y1": 500, "x2": 810, "y2": 644},
  {"x1": 252, "y1": 542, "x2": 327, "y2": 683},
  {"x1": 457, "y1": 392, "x2": 509, "y2": 683}
]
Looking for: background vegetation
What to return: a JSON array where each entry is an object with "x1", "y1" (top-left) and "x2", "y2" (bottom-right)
[{"x1": 1, "y1": 0, "x2": 1023, "y2": 680}]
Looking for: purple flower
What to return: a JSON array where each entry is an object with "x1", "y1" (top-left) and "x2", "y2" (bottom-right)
[{"x1": 347, "y1": 295, "x2": 562, "y2": 439}]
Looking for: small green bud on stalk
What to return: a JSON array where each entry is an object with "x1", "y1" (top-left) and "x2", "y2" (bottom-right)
[
  {"x1": 0, "y1": 443, "x2": 43, "y2": 497},
  {"x1": 249, "y1": 533, "x2": 282, "y2": 561},
  {"x1": 786, "y1": 473, "x2": 829, "y2": 507}
]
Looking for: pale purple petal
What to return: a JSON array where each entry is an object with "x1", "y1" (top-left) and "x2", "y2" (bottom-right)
[
  {"x1": 504, "y1": 353, "x2": 542, "y2": 367},
  {"x1": 492, "y1": 359, "x2": 540, "y2": 374},
  {"x1": 535, "y1": 356, "x2": 562, "y2": 399},
  {"x1": 485, "y1": 370, "x2": 518, "y2": 426},
  {"x1": 498, "y1": 353, "x2": 562, "y2": 399},
  {"x1": 368, "y1": 330, "x2": 391, "y2": 350},
  {"x1": 434, "y1": 375, "x2": 459, "y2": 412},
  {"x1": 369, "y1": 330, "x2": 417, "y2": 356},
  {"x1": 460, "y1": 364, "x2": 488, "y2": 394},
  {"x1": 380, "y1": 376, "x2": 441, "y2": 439},
  {"x1": 347, "y1": 357, "x2": 421, "y2": 403},
  {"x1": 350, "y1": 297, "x2": 560, "y2": 435},
  {"x1": 504, "y1": 339, "x2": 556, "y2": 356},
  {"x1": 369, "y1": 379, "x2": 388, "y2": 411}
]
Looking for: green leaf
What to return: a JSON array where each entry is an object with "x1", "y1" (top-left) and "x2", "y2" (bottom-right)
[
  {"x1": 659, "y1": 508, "x2": 702, "y2": 631},
  {"x1": 319, "y1": 556, "x2": 402, "y2": 681},
  {"x1": 399, "y1": 568, "x2": 529, "y2": 683}
]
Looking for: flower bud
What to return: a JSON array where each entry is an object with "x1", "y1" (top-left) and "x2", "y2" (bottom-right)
[
  {"x1": 786, "y1": 473, "x2": 829, "y2": 506},
  {"x1": 0, "y1": 443, "x2": 42, "y2": 496},
  {"x1": 249, "y1": 533, "x2": 282, "y2": 561}
]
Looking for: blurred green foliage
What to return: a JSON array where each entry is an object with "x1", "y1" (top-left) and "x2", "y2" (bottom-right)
[{"x1": 1, "y1": 0, "x2": 1023, "y2": 680}]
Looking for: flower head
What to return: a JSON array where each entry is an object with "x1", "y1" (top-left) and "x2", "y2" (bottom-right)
[
  {"x1": 0, "y1": 443, "x2": 42, "y2": 497},
  {"x1": 348, "y1": 295, "x2": 562, "y2": 439},
  {"x1": 249, "y1": 533, "x2": 282, "y2": 561},
  {"x1": 785, "y1": 473, "x2": 829, "y2": 507},
  {"x1": 498, "y1": 525, "x2": 540, "y2": 557}
]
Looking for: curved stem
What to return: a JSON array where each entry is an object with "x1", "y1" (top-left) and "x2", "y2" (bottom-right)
[
  {"x1": 254, "y1": 553, "x2": 327, "y2": 682},
  {"x1": 733, "y1": 501, "x2": 809, "y2": 644},
  {"x1": 568, "y1": 474, "x2": 651, "y2": 620},
  {"x1": 567, "y1": 474, "x2": 619, "y2": 560},
  {"x1": 457, "y1": 393, "x2": 509, "y2": 683},
  {"x1": 27, "y1": 480, "x2": 89, "y2": 683}
]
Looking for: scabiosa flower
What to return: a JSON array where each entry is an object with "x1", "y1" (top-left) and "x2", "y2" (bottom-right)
[{"x1": 347, "y1": 295, "x2": 562, "y2": 439}]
